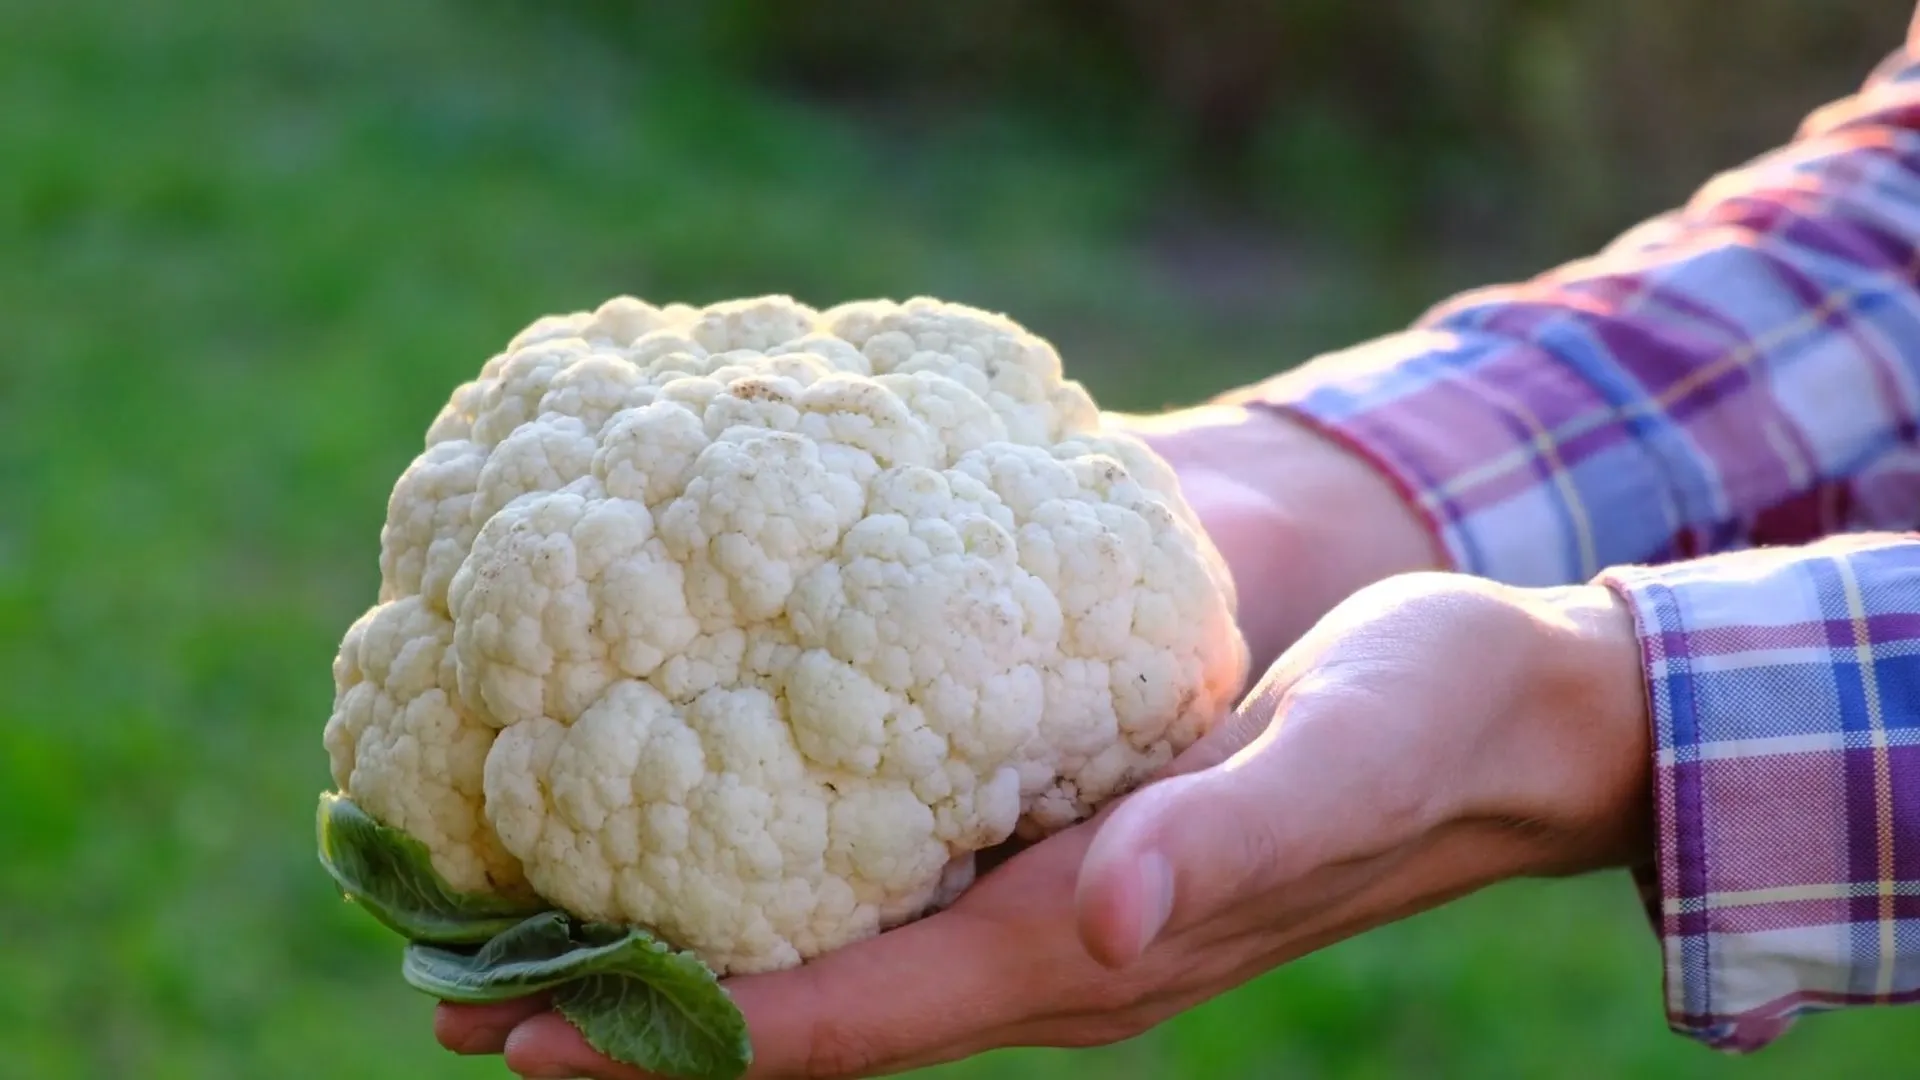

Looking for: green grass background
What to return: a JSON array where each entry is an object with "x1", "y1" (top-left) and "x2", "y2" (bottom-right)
[{"x1": 5, "y1": 1, "x2": 1918, "y2": 1077}]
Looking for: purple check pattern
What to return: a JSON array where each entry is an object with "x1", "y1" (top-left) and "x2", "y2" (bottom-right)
[
  {"x1": 1604, "y1": 537, "x2": 1920, "y2": 1050},
  {"x1": 1228, "y1": 14, "x2": 1920, "y2": 1053}
]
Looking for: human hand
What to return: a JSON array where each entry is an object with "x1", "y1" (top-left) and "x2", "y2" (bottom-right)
[
  {"x1": 1113, "y1": 403, "x2": 1445, "y2": 672},
  {"x1": 438, "y1": 573, "x2": 1652, "y2": 1079}
]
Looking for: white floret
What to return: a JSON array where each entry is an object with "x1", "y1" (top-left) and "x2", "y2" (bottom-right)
[
  {"x1": 323, "y1": 596, "x2": 531, "y2": 899},
  {"x1": 326, "y1": 294, "x2": 1248, "y2": 973}
]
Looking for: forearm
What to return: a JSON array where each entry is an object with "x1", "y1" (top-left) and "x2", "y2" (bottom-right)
[
  {"x1": 1598, "y1": 531, "x2": 1920, "y2": 1051},
  {"x1": 1223, "y1": 43, "x2": 1920, "y2": 585},
  {"x1": 1118, "y1": 404, "x2": 1444, "y2": 671}
]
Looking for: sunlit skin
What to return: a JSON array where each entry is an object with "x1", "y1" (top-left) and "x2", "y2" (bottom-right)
[{"x1": 433, "y1": 407, "x2": 1655, "y2": 1079}]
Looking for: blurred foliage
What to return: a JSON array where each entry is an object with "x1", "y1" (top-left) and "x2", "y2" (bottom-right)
[
  {"x1": 6, "y1": 0, "x2": 1920, "y2": 1077},
  {"x1": 571, "y1": 0, "x2": 1911, "y2": 252}
]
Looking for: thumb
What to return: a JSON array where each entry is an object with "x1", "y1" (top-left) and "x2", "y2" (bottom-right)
[{"x1": 1073, "y1": 714, "x2": 1289, "y2": 969}]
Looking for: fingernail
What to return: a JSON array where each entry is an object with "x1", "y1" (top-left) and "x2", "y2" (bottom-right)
[{"x1": 1136, "y1": 851, "x2": 1175, "y2": 954}]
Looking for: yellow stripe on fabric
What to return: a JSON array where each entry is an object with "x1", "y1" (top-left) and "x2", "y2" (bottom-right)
[
  {"x1": 1835, "y1": 554, "x2": 1898, "y2": 999},
  {"x1": 1415, "y1": 366, "x2": 1599, "y2": 576}
]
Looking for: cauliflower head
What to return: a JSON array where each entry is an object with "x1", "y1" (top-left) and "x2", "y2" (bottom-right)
[{"x1": 323, "y1": 295, "x2": 1249, "y2": 975}]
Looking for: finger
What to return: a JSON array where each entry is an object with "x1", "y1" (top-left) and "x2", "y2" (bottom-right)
[
  {"x1": 716, "y1": 903, "x2": 1051, "y2": 1076},
  {"x1": 1153, "y1": 691, "x2": 1276, "y2": 780},
  {"x1": 1075, "y1": 683, "x2": 1289, "y2": 968},
  {"x1": 1077, "y1": 690, "x2": 1434, "y2": 969},
  {"x1": 1152, "y1": 653, "x2": 1305, "y2": 783},
  {"x1": 501, "y1": 925, "x2": 1017, "y2": 1080},
  {"x1": 503, "y1": 1011, "x2": 652, "y2": 1078},
  {"x1": 739, "y1": 828, "x2": 1119, "y2": 1076},
  {"x1": 504, "y1": 849, "x2": 1082, "y2": 1079},
  {"x1": 435, "y1": 995, "x2": 551, "y2": 1055},
  {"x1": 1074, "y1": 762, "x2": 1271, "y2": 969}
]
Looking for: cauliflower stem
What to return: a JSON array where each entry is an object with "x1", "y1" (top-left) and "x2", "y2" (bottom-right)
[{"x1": 318, "y1": 792, "x2": 751, "y2": 1079}]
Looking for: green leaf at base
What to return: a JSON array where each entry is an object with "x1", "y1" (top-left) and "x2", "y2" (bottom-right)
[
  {"x1": 405, "y1": 912, "x2": 752, "y2": 1080},
  {"x1": 315, "y1": 791, "x2": 751, "y2": 1079},
  {"x1": 315, "y1": 791, "x2": 541, "y2": 946}
]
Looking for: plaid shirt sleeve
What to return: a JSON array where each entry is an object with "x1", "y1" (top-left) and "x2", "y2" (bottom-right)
[
  {"x1": 1221, "y1": 14, "x2": 1920, "y2": 1053},
  {"x1": 1599, "y1": 534, "x2": 1920, "y2": 1051},
  {"x1": 1229, "y1": 42, "x2": 1920, "y2": 586}
]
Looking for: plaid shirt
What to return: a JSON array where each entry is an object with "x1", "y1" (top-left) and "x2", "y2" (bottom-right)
[{"x1": 1240, "y1": 17, "x2": 1920, "y2": 1054}]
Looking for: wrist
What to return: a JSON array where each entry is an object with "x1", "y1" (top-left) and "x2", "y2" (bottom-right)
[
  {"x1": 1258, "y1": 406, "x2": 1449, "y2": 577},
  {"x1": 1510, "y1": 583, "x2": 1655, "y2": 873},
  {"x1": 1117, "y1": 403, "x2": 1446, "y2": 667},
  {"x1": 1124, "y1": 404, "x2": 1441, "y2": 566}
]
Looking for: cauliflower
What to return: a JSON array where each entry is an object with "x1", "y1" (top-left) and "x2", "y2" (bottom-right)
[{"x1": 323, "y1": 294, "x2": 1248, "y2": 977}]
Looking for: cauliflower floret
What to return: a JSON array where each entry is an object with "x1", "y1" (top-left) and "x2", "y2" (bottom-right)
[
  {"x1": 323, "y1": 596, "x2": 532, "y2": 900},
  {"x1": 326, "y1": 294, "x2": 1248, "y2": 974}
]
